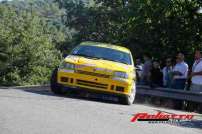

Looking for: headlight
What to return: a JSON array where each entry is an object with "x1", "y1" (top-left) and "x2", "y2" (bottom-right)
[
  {"x1": 59, "y1": 61, "x2": 75, "y2": 70},
  {"x1": 114, "y1": 71, "x2": 129, "y2": 79}
]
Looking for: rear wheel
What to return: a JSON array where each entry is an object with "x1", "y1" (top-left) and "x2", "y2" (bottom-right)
[
  {"x1": 119, "y1": 83, "x2": 136, "y2": 105},
  {"x1": 50, "y1": 68, "x2": 63, "y2": 95}
]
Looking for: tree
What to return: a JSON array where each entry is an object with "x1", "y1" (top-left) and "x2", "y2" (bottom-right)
[
  {"x1": 127, "y1": 0, "x2": 202, "y2": 58},
  {"x1": 0, "y1": 0, "x2": 201, "y2": 85},
  {"x1": 0, "y1": 5, "x2": 62, "y2": 85},
  {"x1": 57, "y1": 0, "x2": 202, "y2": 60}
]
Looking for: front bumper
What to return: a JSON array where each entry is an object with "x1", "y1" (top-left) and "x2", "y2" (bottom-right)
[{"x1": 57, "y1": 70, "x2": 133, "y2": 96}]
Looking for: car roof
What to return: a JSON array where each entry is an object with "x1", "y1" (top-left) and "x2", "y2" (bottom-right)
[{"x1": 79, "y1": 41, "x2": 131, "y2": 53}]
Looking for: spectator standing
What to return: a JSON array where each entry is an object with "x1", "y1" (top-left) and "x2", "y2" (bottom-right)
[
  {"x1": 171, "y1": 53, "x2": 189, "y2": 89},
  {"x1": 190, "y1": 50, "x2": 202, "y2": 93},
  {"x1": 162, "y1": 58, "x2": 173, "y2": 88},
  {"x1": 186, "y1": 50, "x2": 202, "y2": 112},
  {"x1": 141, "y1": 53, "x2": 152, "y2": 85},
  {"x1": 149, "y1": 60, "x2": 163, "y2": 87},
  {"x1": 135, "y1": 58, "x2": 143, "y2": 83}
]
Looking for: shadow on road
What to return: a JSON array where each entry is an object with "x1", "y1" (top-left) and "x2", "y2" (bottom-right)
[
  {"x1": 22, "y1": 88, "x2": 58, "y2": 97},
  {"x1": 22, "y1": 88, "x2": 121, "y2": 105},
  {"x1": 20, "y1": 88, "x2": 202, "y2": 129}
]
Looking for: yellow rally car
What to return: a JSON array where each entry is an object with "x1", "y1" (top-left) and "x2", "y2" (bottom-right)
[{"x1": 50, "y1": 41, "x2": 136, "y2": 105}]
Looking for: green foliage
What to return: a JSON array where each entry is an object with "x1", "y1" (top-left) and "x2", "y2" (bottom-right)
[
  {"x1": 0, "y1": 0, "x2": 202, "y2": 86},
  {"x1": 127, "y1": 0, "x2": 202, "y2": 58},
  {"x1": 58, "y1": 0, "x2": 202, "y2": 59},
  {"x1": 0, "y1": 5, "x2": 62, "y2": 86}
]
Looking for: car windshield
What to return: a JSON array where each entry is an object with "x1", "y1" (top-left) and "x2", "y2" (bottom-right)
[{"x1": 71, "y1": 45, "x2": 132, "y2": 65}]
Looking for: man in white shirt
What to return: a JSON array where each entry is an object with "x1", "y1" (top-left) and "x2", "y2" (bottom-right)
[
  {"x1": 171, "y1": 53, "x2": 189, "y2": 89},
  {"x1": 190, "y1": 50, "x2": 202, "y2": 93}
]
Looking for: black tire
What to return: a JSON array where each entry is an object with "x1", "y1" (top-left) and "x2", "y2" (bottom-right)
[
  {"x1": 119, "y1": 83, "x2": 136, "y2": 105},
  {"x1": 50, "y1": 68, "x2": 63, "y2": 94}
]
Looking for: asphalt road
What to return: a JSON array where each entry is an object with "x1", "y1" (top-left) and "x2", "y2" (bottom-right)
[{"x1": 0, "y1": 86, "x2": 201, "y2": 134}]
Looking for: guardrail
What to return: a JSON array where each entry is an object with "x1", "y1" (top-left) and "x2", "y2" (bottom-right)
[{"x1": 136, "y1": 85, "x2": 202, "y2": 103}]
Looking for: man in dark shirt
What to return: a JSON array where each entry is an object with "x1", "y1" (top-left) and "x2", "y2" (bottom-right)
[{"x1": 150, "y1": 60, "x2": 163, "y2": 88}]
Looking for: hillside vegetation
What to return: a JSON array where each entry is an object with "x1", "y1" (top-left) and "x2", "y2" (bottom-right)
[{"x1": 0, "y1": 0, "x2": 201, "y2": 85}]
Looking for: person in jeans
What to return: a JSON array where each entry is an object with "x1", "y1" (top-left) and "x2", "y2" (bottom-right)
[
  {"x1": 170, "y1": 53, "x2": 189, "y2": 109},
  {"x1": 190, "y1": 50, "x2": 202, "y2": 93},
  {"x1": 186, "y1": 50, "x2": 202, "y2": 112},
  {"x1": 171, "y1": 53, "x2": 189, "y2": 89},
  {"x1": 162, "y1": 58, "x2": 173, "y2": 88}
]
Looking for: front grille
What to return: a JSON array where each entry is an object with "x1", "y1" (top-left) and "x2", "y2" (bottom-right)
[
  {"x1": 76, "y1": 70, "x2": 110, "y2": 78},
  {"x1": 116, "y1": 86, "x2": 124, "y2": 92},
  {"x1": 76, "y1": 79, "x2": 108, "y2": 89},
  {"x1": 61, "y1": 77, "x2": 68, "y2": 82}
]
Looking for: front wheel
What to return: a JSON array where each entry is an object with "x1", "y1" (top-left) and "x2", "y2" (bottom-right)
[
  {"x1": 119, "y1": 83, "x2": 136, "y2": 105},
  {"x1": 50, "y1": 68, "x2": 63, "y2": 95}
]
